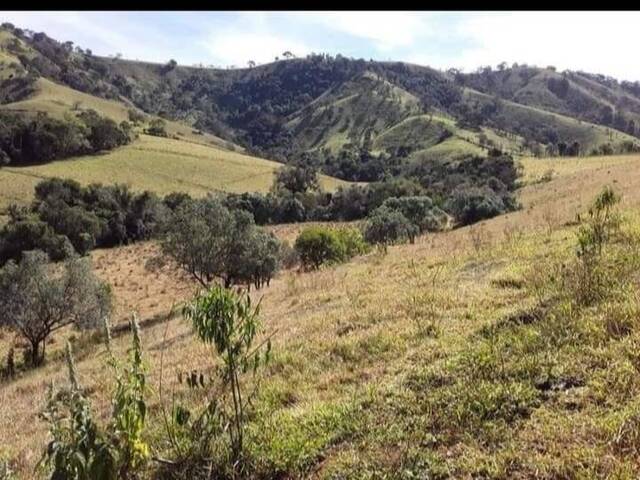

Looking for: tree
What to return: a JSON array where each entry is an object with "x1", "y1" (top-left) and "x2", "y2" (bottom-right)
[
  {"x1": 181, "y1": 286, "x2": 272, "y2": 472},
  {"x1": 0, "y1": 250, "x2": 112, "y2": 365},
  {"x1": 363, "y1": 206, "x2": 418, "y2": 248},
  {"x1": 247, "y1": 60, "x2": 256, "y2": 68},
  {"x1": 145, "y1": 118, "x2": 167, "y2": 137},
  {"x1": 273, "y1": 165, "x2": 320, "y2": 194},
  {"x1": 381, "y1": 196, "x2": 447, "y2": 233},
  {"x1": 161, "y1": 198, "x2": 277, "y2": 288},
  {"x1": 446, "y1": 186, "x2": 506, "y2": 226}
]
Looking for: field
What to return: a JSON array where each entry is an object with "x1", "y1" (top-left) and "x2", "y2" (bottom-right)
[
  {"x1": 0, "y1": 135, "x2": 349, "y2": 211},
  {"x1": 3, "y1": 153, "x2": 640, "y2": 478}
]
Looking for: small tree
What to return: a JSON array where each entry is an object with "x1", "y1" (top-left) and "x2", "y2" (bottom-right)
[
  {"x1": 294, "y1": 226, "x2": 346, "y2": 270},
  {"x1": 0, "y1": 250, "x2": 113, "y2": 365},
  {"x1": 363, "y1": 206, "x2": 418, "y2": 250},
  {"x1": 273, "y1": 165, "x2": 320, "y2": 194},
  {"x1": 181, "y1": 286, "x2": 272, "y2": 473},
  {"x1": 145, "y1": 118, "x2": 167, "y2": 137}
]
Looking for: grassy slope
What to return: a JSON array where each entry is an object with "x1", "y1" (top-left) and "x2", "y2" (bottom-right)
[
  {"x1": 466, "y1": 88, "x2": 639, "y2": 152},
  {"x1": 286, "y1": 71, "x2": 422, "y2": 153},
  {"x1": 0, "y1": 135, "x2": 348, "y2": 211},
  {"x1": 3, "y1": 154, "x2": 640, "y2": 478}
]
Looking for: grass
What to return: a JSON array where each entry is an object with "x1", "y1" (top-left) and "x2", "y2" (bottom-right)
[
  {"x1": 0, "y1": 78, "x2": 234, "y2": 149},
  {"x1": 3, "y1": 153, "x2": 640, "y2": 478},
  {"x1": 0, "y1": 135, "x2": 349, "y2": 211}
]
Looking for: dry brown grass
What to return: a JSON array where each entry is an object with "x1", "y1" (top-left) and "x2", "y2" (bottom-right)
[{"x1": 2, "y1": 155, "x2": 640, "y2": 477}]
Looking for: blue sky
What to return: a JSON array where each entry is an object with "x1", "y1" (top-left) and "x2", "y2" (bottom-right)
[{"x1": 3, "y1": 11, "x2": 640, "y2": 81}]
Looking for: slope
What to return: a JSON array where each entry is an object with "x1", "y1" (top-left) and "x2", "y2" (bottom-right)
[
  {"x1": 0, "y1": 134, "x2": 349, "y2": 211},
  {"x1": 3, "y1": 153, "x2": 640, "y2": 478}
]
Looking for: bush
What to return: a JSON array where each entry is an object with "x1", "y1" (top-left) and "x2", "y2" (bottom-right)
[
  {"x1": 145, "y1": 118, "x2": 167, "y2": 137},
  {"x1": 445, "y1": 186, "x2": 508, "y2": 226},
  {"x1": 334, "y1": 227, "x2": 370, "y2": 258},
  {"x1": 294, "y1": 226, "x2": 347, "y2": 270},
  {"x1": 294, "y1": 226, "x2": 369, "y2": 270},
  {"x1": 363, "y1": 206, "x2": 419, "y2": 248},
  {"x1": 0, "y1": 217, "x2": 74, "y2": 265},
  {"x1": 39, "y1": 317, "x2": 148, "y2": 480},
  {"x1": 381, "y1": 196, "x2": 447, "y2": 233}
]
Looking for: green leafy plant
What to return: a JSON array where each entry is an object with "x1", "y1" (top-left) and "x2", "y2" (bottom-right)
[
  {"x1": 38, "y1": 317, "x2": 149, "y2": 480},
  {"x1": 105, "y1": 315, "x2": 150, "y2": 477},
  {"x1": 183, "y1": 286, "x2": 271, "y2": 470},
  {"x1": 39, "y1": 342, "x2": 117, "y2": 480},
  {"x1": 175, "y1": 285, "x2": 273, "y2": 475}
]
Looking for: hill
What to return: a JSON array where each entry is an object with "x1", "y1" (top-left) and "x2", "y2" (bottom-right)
[
  {"x1": 0, "y1": 134, "x2": 348, "y2": 212},
  {"x1": 0, "y1": 26, "x2": 350, "y2": 212},
  {"x1": 458, "y1": 64, "x2": 640, "y2": 138},
  {"x1": 3, "y1": 22, "x2": 639, "y2": 182},
  {"x1": 3, "y1": 153, "x2": 640, "y2": 478}
]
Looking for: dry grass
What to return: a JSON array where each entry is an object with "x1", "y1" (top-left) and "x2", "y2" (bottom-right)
[{"x1": 2, "y1": 156, "x2": 640, "y2": 478}]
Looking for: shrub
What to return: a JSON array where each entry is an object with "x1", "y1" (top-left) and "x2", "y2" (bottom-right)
[
  {"x1": 294, "y1": 226, "x2": 347, "y2": 270},
  {"x1": 0, "y1": 250, "x2": 113, "y2": 365},
  {"x1": 145, "y1": 118, "x2": 167, "y2": 137},
  {"x1": 363, "y1": 206, "x2": 419, "y2": 248},
  {"x1": 569, "y1": 186, "x2": 622, "y2": 305},
  {"x1": 0, "y1": 218, "x2": 74, "y2": 265},
  {"x1": 446, "y1": 186, "x2": 507, "y2": 226},
  {"x1": 381, "y1": 196, "x2": 447, "y2": 233},
  {"x1": 39, "y1": 317, "x2": 148, "y2": 480},
  {"x1": 334, "y1": 227, "x2": 370, "y2": 258}
]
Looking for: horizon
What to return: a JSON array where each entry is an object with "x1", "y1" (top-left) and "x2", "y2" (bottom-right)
[{"x1": 2, "y1": 11, "x2": 640, "y2": 82}]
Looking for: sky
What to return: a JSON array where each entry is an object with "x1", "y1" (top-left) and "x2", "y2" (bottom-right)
[{"x1": 2, "y1": 11, "x2": 640, "y2": 81}]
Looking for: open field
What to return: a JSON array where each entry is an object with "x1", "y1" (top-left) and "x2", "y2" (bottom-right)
[
  {"x1": 0, "y1": 135, "x2": 349, "y2": 211},
  {"x1": 3, "y1": 154, "x2": 640, "y2": 477}
]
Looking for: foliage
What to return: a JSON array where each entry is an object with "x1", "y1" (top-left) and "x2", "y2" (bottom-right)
[
  {"x1": 380, "y1": 196, "x2": 447, "y2": 233},
  {"x1": 273, "y1": 165, "x2": 320, "y2": 194},
  {"x1": 446, "y1": 186, "x2": 511, "y2": 226},
  {"x1": 176, "y1": 286, "x2": 272, "y2": 474},
  {"x1": 294, "y1": 227, "x2": 344, "y2": 270},
  {"x1": 0, "y1": 110, "x2": 131, "y2": 167},
  {"x1": 39, "y1": 318, "x2": 149, "y2": 480},
  {"x1": 0, "y1": 179, "x2": 169, "y2": 265},
  {"x1": 145, "y1": 118, "x2": 167, "y2": 138},
  {"x1": 106, "y1": 316, "x2": 150, "y2": 477},
  {"x1": 362, "y1": 206, "x2": 419, "y2": 248},
  {"x1": 570, "y1": 185, "x2": 622, "y2": 305},
  {"x1": 0, "y1": 250, "x2": 113, "y2": 365},
  {"x1": 161, "y1": 197, "x2": 281, "y2": 288},
  {"x1": 39, "y1": 342, "x2": 118, "y2": 480}
]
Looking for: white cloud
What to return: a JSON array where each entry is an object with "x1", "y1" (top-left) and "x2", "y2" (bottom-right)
[
  {"x1": 448, "y1": 12, "x2": 640, "y2": 80},
  {"x1": 297, "y1": 11, "x2": 434, "y2": 52},
  {"x1": 202, "y1": 31, "x2": 310, "y2": 66}
]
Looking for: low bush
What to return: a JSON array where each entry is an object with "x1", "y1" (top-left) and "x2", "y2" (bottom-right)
[
  {"x1": 294, "y1": 226, "x2": 368, "y2": 270},
  {"x1": 363, "y1": 206, "x2": 419, "y2": 248},
  {"x1": 294, "y1": 226, "x2": 347, "y2": 270}
]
